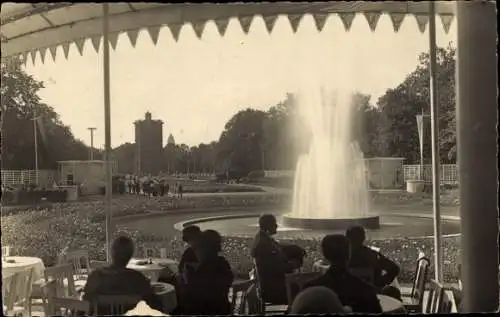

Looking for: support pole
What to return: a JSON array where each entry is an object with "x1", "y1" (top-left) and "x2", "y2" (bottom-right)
[
  {"x1": 102, "y1": 3, "x2": 113, "y2": 263},
  {"x1": 456, "y1": 1, "x2": 498, "y2": 312},
  {"x1": 88, "y1": 127, "x2": 96, "y2": 160},
  {"x1": 33, "y1": 115, "x2": 39, "y2": 186},
  {"x1": 428, "y1": 1, "x2": 443, "y2": 283}
]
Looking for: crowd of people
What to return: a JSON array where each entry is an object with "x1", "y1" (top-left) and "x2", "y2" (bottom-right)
[
  {"x1": 82, "y1": 214, "x2": 403, "y2": 315},
  {"x1": 115, "y1": 175, "x2": 184, "y2": 199}
]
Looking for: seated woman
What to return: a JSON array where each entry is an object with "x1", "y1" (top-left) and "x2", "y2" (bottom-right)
[{"x1": 176, "y1": 229, "x2": 234, "y2": 315}]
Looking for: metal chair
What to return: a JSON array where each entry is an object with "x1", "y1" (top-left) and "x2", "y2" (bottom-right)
[
  {"x1": 284, "y1": 271, "x2": 322, "y2": 305},
  {"x1": 402, "y1": 256, "x2": 430, "y2": 313}
]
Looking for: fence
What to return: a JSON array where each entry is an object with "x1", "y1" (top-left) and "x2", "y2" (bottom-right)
[
  {"x1": 403, "y1": 164, "x2": 458, "y2": 185},
  {"x1": 1, "y1": 169, "x2": 57, "y2": 188}
]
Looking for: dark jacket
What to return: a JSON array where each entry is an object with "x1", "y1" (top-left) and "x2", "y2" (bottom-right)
[
  {"x1": 82, "y1": 266, "x2": 163, "y2": 315},
  {"x1": 178, "y1": 246, "x2": 198, "y2": 275},
  {"x1": 349, "y1": 245, "x2": 400, "y2": 289},
  {"x1": 178, "y1": 255, "x2": 234, "y2": 315},
  {"x1": 250, "y1": 231, "x2": 296, "y2": 304},
  {"x1": 304, "y1": 266, "x2": 383, "y2": 313}
]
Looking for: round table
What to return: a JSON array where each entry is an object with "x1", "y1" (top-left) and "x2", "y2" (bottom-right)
[
  {"x1": 377, "y1": 294, "x2": 406, "y2": 313},
  {"x1": 151, "y1": 282, "x2": 177, "y2": 313},
  {"x1": 127, "y1": 258, "x2": 178, "y2": 282},
  {"x1": 2, "y1": 256, "x2": 45, "y2": 280}
]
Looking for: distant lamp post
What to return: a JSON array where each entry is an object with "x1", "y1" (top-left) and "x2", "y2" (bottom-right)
[{"x1": 88, "y1": 127, "x2": 97, "y2": 160}]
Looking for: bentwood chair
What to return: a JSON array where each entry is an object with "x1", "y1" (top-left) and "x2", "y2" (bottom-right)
[{"x1": 402, "y1": 256, "x2": 430, "y2": 313}]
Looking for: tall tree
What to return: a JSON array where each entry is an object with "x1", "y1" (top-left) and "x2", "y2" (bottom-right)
[
  {"x1": 1, "y1": 57, "x2": 89, "y2": 169},
  {"x1": 375, "y1": 44, "x2": 456, "y2": 163},
  {"x1": 216, "y1": 108, "x2": 267, "y2": 175}
]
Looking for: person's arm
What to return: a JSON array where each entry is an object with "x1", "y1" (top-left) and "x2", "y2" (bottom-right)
[
  {"x1": 139, "y1": 275, "x2": 164, "y2": 312},
  {"x1": 253, "y1": 240, "x2": 296, "y2": 274},
  {"x1": 376, "y1": 253, "x2": 400, "y2": 286}
]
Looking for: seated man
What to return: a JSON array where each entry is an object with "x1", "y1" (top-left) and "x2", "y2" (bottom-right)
[
  {"x1": 177, "y1": 229, "x2": 234, "y2": 315},
  {"x1": 345, "y1": 226, "x2": 400, "y2": 292},
  {"x1": 304, "y1": 234, "x2": 383, "y2": 313},
  {"x1": 159, "y1": 226, "x2": 201, "y2": 288},
  {"x1": 83, "y1": 236, "x2": 163, "y2": 314},
  {"x1": 250, "y1": 214, "x2": 303, "y2": 305}
]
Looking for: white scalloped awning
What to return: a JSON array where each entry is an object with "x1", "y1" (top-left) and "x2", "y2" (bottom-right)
[{"x1": 1, "y1": 2, "x2": 456, "y2": 63}]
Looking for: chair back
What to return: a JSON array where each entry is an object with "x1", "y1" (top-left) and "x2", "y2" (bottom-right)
[
  {"x1": 425, "y1": 279, "x2": 445, "y2": 314},
  {"x1": 2, "y1": 268, "x2": 34, "y2": 313},
  {"x1": 143, "y1": 245, "x2": 157, "y2": 258},
  {"x1": 230, "y1": 279, "x2": 255, "y2": 315},
  {"x1": 2, "y1": 272, "x2": 19, "y2": 312},
  {"x1": 350, "y1": 268, "x2": 375, "y2": 285},
  {"x1": 40, "y1": 279, "x2": 57, "y2": 316},
  {"x1": 251, "y1": 258, "x2": 265, "y2": 313},
  {"x1": 90, "y1": 260, "x2": 108, "y2": 272},
  {"x1": 52, "y1": 297, "x2": 91, "y2": 317},
  {"x1": 159, "y1": 248, "x2": 168, "y2": 259},
  {"x1": 92, "y1": 294, "x2": 142, "y2": 315},
  {"x1": 2, "y1": 245, "x2": 11, "y2": 257},
  {"x1": 411, "y1": 256, "x2": 430, "y2": 305},
  {"x1": 44, "y1": 264, "x2": 77, "y2": 298},
  {"x1": 62, "y1": 249, "x2": 91, "y2": 277},
  {"x1": 285, "y1": 272, "x2": 322, "y2": 305}
]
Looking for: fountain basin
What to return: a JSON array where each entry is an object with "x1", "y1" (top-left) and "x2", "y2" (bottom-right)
[{"x1": 282, "y1": 214, "x2": 380, "y2": 230}]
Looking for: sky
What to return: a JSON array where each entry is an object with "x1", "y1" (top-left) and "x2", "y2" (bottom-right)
[{"x1": 25, "y1": 14, "x2": 456, "y2": 148}]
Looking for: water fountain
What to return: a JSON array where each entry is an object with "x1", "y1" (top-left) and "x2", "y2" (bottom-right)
[{"x1": 282, "y1": 87, "x2": 380, "y2": 230}]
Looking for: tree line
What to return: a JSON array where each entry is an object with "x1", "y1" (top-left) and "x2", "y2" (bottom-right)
[{"x1": 1, "y1": 44, "x2": 456, "y2": 175}]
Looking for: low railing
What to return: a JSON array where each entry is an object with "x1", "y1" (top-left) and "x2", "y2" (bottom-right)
[
  {"x1": 1, "y1": 169, "x2": 56, "y2": 187},
  {"x1": 403, "y1": 164, "x2": 458, "y2": 185}
]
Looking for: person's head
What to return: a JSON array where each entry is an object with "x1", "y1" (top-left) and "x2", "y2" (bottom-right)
[
  {"x1": 321, "y1": 234, "x2": 350, "y2": 267},
  {"x1": 345, "y1": 226, "x2": 366, "y2": 248},
  {"x1": 111, "y1": 236, "x2": 135, "y2": 267},
  {"x1": 290, "y1": 286, "x2": 346, "y2": 314},
  {"x1": 182, "y1": 225, "x2": 201, "y2": 247},
  {"x1": 259, "y1": 214, "x2": 278, "y2": 235},
  {"x1": 195, "y1": 229, "x2": 222, "y2": 261}
]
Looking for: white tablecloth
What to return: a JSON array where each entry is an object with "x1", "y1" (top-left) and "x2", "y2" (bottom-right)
[
  {"x1": 2, "y1": 256, "x2": 45, "y2": 281},
  {"x1": 127, "y1": 258, "x2": 178, "y2": 282},
  {"x1": 378, "y1": 294, "x2": 406, "y2": 313},
  {"x1": 151, "y1": 282, "x2": 177, "y2": 313}
]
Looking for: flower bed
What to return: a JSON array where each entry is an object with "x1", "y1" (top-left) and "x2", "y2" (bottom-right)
[{"x1": 2, "y1": 195, "x2": 461, "y2": 284}]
